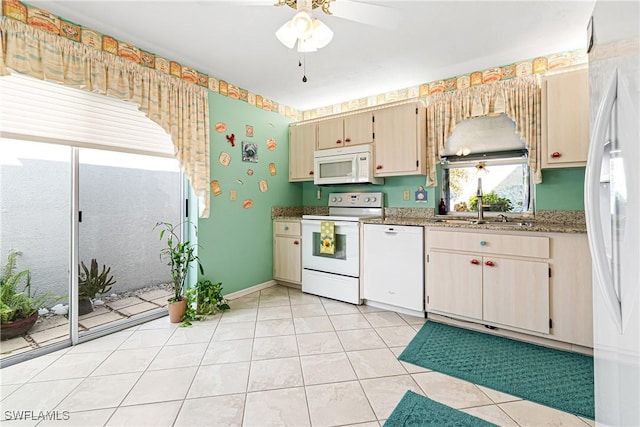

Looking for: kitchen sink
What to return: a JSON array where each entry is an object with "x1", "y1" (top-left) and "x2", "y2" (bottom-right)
[{"x1": 430, "y1": 218, "x2": 534, "y2": 227}]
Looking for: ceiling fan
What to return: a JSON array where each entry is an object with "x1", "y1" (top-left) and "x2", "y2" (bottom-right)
[{"x1": 275, "y1": 0, "x2": 399, "y2": 52}]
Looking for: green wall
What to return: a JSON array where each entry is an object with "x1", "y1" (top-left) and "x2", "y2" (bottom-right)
[
  {"x1": 197, "y1": 92, "x2": 301, "y2": 294},
  {"x1": 536, "y1": 167, "x2": 585, "y2": 210},
  {"x1": 302, "y1": 175, "x2": 437, "y2": 209},
  {"x1": 300, "y1": 167, "x2": 586, "y2": 211}
]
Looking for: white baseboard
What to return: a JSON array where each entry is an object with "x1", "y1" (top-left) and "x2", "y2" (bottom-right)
[{"x1": 224, "y1": 280, "x2": 277, "y2": 300}]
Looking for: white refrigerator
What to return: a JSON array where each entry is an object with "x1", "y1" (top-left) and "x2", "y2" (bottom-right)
[{"x1": 585, "y1": 1, "x2": 640, "y2": 426}]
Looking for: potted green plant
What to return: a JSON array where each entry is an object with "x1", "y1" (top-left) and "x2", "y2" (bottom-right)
[
  {"x1": 468, "y1": 191, "x2": 514, "y2": 212},
  {"x1": 155, "y1": 221, "x2": 203, "y2": 323},
  {"x1": 78, "y1": 259, "x2": 116, "y2": 315},
  {"x1": 1, "y1": 250, "x2": 48, "y2": 340},
  {"x1": 181, "y1": 279, "x2": 230, "y2": 326}
]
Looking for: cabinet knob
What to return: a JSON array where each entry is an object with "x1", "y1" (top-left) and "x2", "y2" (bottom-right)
[
  {"x1": 551, "y1": 152, "x2": 562, "y2": 158},
  {"x1": 470, "y1": 259, "x2": 480, "y2": 265},
  {"x1": 284, "y1": 226, "x2": 289, "y2": 231},
  {"x1": 376, "y1": 165, "x2": 383, "y2": 170},
  {"x1": 336, "y1": 139, "x2": 342, "y2": 144},
  {"x1": 309, "y1": 171, "x2": 314, "y2": 175},
  {"x1": 480, "y1": 241, "x2": 487, "y2": 246},
  {"x1": 345, "y1": 138, "x2": 351, "y2": 143},
  {"x1": 293, "y1": 240, "x2": 299, "y2": 245},
  {"x1": 485, "y1": 260, "x2": 495, "y2": 267}
]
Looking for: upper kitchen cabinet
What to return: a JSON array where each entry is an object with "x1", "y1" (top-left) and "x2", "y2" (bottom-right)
[
  {"x1": 373, "y1": 102, "x2": 427, "y2": 176},
  {"x1": 541, "y1": 67, "x2": 590, "y2": 168},
  {"x1": 317, "y1": 112, "x2": 374, "y2": 150},
  {"x1": 289, "y1": 122, "x2": 317, "y2": 182}
]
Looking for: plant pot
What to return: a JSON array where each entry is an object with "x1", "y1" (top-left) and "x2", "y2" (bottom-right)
[
  {"x1": 1, "y1": 312, "x2": 38, "y2": 340},
  {"x1": 78, "y1": 298, "x2": 94, "y2": 316},
  {"x1": 168, "y1": 298, "x2": 187, "y2": 323}
]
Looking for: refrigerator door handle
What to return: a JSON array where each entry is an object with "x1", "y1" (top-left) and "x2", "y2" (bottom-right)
[{"x1": 585, "y1": 69, "x2": 623, "y2": 333}]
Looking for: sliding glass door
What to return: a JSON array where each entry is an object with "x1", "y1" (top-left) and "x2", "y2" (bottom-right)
[
  {"x1": 0, "y1": 139, "x2": 72, "y2": 360},
  {"x1": 0, "y1": 139, "x2": 184, "y2": 364},
  {"x1": 76, "y1": 148, "x2": 182, "y2": 337}
]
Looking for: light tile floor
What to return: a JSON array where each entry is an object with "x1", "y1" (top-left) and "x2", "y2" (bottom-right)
[{"x1": 0, "y1": 285, "x2": 595, "y2": 427}]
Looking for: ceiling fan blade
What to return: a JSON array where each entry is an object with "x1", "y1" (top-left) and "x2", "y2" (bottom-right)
[{"x1": 330, "y1": 1, "x2": 401, "y2": 29}]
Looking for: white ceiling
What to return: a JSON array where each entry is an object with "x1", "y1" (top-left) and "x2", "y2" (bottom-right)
[{"x1": 25, "y1": 0, "x2": 595, "y2": 111}]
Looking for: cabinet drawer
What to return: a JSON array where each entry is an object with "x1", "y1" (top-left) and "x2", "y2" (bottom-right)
[
  {"x1": 427, "y1": 230, "x2": 549, "y2": 258},
  {"x1": 274, "y1": 221, "x2": 301, "y2": 236}
]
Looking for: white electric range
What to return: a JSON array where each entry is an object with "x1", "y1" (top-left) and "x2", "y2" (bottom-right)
[{"x1": 301, "y1": 192, "x2": 384, "y2": 304}]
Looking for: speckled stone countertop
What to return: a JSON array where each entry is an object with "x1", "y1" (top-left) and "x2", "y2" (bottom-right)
[
  {"x1": 271, "y1": 207, "x2": 587, "y2": 233},
  {"x1": 370, "y1": 209, "x2": 586, "y2": 234}
]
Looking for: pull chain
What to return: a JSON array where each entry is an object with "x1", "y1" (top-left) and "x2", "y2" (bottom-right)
[{"x1": 299, "y1": 54, "x2": 308, "y2": 83}]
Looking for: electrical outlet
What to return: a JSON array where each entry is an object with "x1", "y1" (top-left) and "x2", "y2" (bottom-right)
[
  {"x1": 230, "y1": 190, "x2": 237, "y2": 201},
  {"x1": 403, "y1": 190, "x2": 410, "y2": 201}
]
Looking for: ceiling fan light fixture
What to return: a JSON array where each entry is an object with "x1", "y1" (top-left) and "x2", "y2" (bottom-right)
[
  {"x1": 291, "y1": 11, "x2": 314, "y2": 39},
  {"x1": 311, "y1": 18, "x2": 333, "y2": 48},
  {"x1": 275, "y1": 8, "x2": 333, "y2": 52},
  {"x1": 275, "y1": 21, "x2": 298, "y2": 49}
]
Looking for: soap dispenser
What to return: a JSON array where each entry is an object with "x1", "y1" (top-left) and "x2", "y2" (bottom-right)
[{"x1": 438, "y1": 198, "x2": 447, "y2": 215}]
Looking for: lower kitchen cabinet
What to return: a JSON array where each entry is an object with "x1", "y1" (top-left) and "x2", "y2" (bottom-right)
[
  {"x1": 273, "y1": 219, "x2": 302, "y2": 285},
  {"x1": 426, "y1": 228, "x2": 551, "y2": 334},
  {"x1": 363, "y1": 224, "x2": 424, "y2": 312},
  {"x1": 425, "y1": 227, "x2": 592, "y2": 348}
]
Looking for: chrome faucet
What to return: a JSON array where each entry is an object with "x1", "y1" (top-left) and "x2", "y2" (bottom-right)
[{"x1": 477, "y1": 178, "x2": 484, "y2": 222}]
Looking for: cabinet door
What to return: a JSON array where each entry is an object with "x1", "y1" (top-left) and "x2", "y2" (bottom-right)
[
  {"x1": 363, "y1": 225, "x2": 424, "y2": 311},
  {"x1": 318, "y1": 117, "x2": 344, "y2": 150},
  {"x1": 542, "y1": 68, "x2": 589, "y2": 168},
  {"x1": 274, "y1": 236, "x2": 301, "y2": 283},
  {"x1": 482, "y1": 257, "x2": 549, "y2": 334},
  {"x1": 344, "y1": 112, "x2": 373, "y2": 146},
  {"x1": 289, "y1": 123, "x2": 316, "y2": 181},
  {"x1": 373, "y1": 103, "x2": 422, "y2": 176},
  {"x1": 426, "y1": 251, "x2": 483, "y2": 319}
]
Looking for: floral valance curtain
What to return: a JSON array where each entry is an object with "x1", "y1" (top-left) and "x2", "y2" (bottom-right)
[
  {"x1": 0, "y1": 17, "x2": 211, "y2": 217},
  {"x1": 425, "y1": 75, "x2": 542, "y2": 187}
]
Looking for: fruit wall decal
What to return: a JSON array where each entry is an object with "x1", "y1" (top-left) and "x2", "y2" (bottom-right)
[{"x1": 226, "y1": 133, "x2": 235, "y2": 147}]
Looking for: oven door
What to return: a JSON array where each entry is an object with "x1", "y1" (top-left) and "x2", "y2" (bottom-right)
[{"x1": 301, "y1": 219, "x2": 360, "y2": 277}]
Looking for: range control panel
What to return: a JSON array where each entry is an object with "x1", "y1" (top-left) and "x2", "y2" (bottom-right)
[{"x1": 328, "y1": 192, "x2": 384, "y2": 208}]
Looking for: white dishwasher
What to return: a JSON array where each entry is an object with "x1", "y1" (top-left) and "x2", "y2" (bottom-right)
[{"x1": 362, "y1": 224, "x2": 424, "y2": 315}]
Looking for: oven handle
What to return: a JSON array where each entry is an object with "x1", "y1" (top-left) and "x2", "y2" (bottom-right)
[{"x1": 301, "y1": 219, "x2": 360, "y2": 228}]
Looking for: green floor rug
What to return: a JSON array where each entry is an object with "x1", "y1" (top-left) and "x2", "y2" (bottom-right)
[
  {"x1": 399, "y1": 321, "x2": 594, "y2": 420},
  {"x1": 384, "y1": 391, "x2": 497, "y2": 427}
]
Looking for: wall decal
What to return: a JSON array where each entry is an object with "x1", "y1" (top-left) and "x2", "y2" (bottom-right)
[
  {"x1": 415, "y1": 186, "x2": 427, "y2": 203},
  {"x1": 215, "y1": 122, "x2": 227, "y2": 133},
  {"x1": 242, "y1": 141, "x2": 258, "y2": 163},
  {"x1": 266, "y1": 138, "x2": 277, "y2": 151},
  {"x1": 245, "y1": 125, "x2": 254, "y2": 137},
  {"x1": 268, "y1": 162, "x2": 277, "y2": 176},
  {"x1": 242, "y1": 199, "x2": 253, "y2": 209},
  {"x1": 219, "y1": 152, "x2": 231, "y2": 166},
  {"x1": 226, "y1": 133, "x2": 236, "y2": 147},
  {"x1": 259, "y1": 180, "x2": 268, "y2": 193},
  {"x1": 210, "y1": 180, "x2": 222, "y2": 196},
  {"x1": 247, "y1": 168, "x2": 254, "y2": 176},
  {"x1": 236, "y1": 179, "x2": 244, "y2": 185}
]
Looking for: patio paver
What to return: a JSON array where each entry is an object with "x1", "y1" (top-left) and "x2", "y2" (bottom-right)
[
  {"x1": 79, "y1": 312, "x2": 126, "y2": 329},
  {"x1": 29, "y1": 323, "x2": 70, "y2": 345},
  {"x1": 138, "y1": 289, "x2": 173, "y2": 302},
  {"x1": 106, "y1": 297, "x2": 146, "y2": 310},
  {"x1": 117, "y1": 302, "x2": 160, "y2": 317},
  {"x1": 0, "y1": 336, "x2": 31, "y2": 354}
]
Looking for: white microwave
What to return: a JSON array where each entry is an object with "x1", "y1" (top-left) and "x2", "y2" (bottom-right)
[{"x1": 313, "y1": 144, "x2": 384, "y2": 185}]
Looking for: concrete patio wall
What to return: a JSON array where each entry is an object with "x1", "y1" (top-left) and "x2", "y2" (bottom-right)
[{"x1": 0, "y1": 157, "x2": 181, "y2": 303}]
